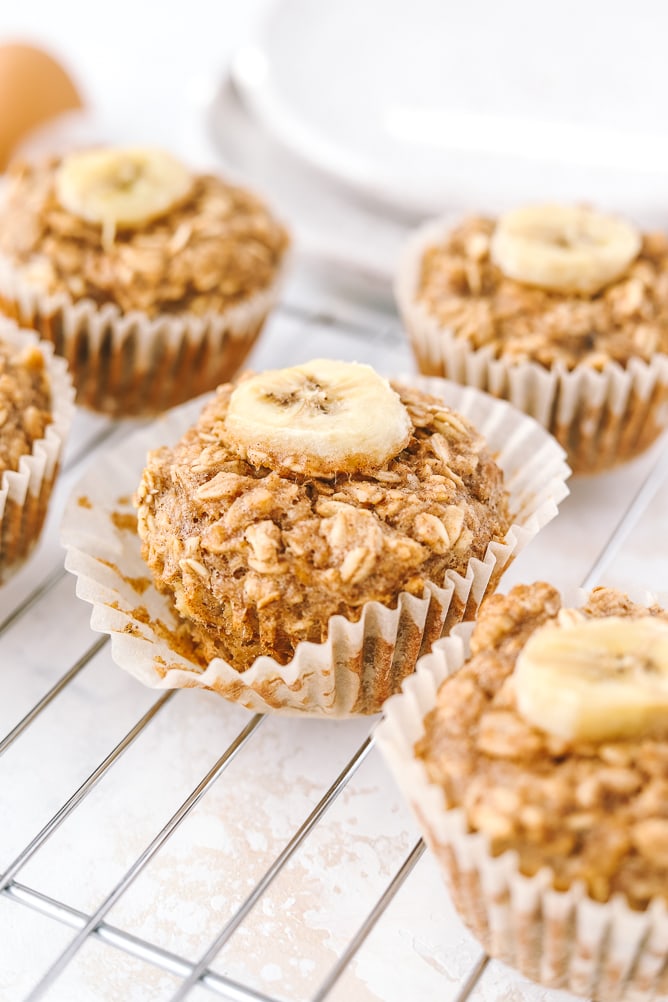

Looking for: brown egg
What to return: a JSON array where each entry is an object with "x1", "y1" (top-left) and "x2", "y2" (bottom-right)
[{"x1": 0, "y1": 42, "x2": 83, "y2": 169}]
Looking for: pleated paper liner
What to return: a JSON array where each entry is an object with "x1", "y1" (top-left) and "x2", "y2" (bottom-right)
[
  {"x1": 0, "y1": 320, "x2": 75, "y2": 582},
  {"x1": 396, "y1": 218, "x2": 668, "y2": 475},
  {"x1": 0, "y1": 253, "x2": 285, "y2": 418},
  {"x1": 376, "y1": 592, "x2": 668, "y2": 1002},
  {"x1": 61, "y1": 375, "x2": 569, "y2": 716}
]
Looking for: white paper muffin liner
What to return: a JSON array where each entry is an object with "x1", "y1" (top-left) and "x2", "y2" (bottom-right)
[
  {"x1": 61, "y1": 375, "x2": 569, "y2": 716},
  {"x1": 0, "y1": 319, "x2": 75, "y2": 582},
  {"x1": 0, "y1": 253, "x2": 285, "y2": 418},
  {"x1": 396, "y1": 217, "x2": 668, "y2": 475},
  {"x1": 376, "y1": 589, "x2": 668, "y2": 1001}
]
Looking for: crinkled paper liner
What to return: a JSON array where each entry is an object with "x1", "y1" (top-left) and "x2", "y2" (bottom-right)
[
  {"x1": 0, "y1": 253, "x2": 285, "y2": 418},
  {"x1": 0, "y1": 320, "x2": 75, "y2": 582},
  {"x1": 396, "y1": 218, "x2": 668, "y2": 475},
  {"x1": 376, "y1": 590, "x2": 668, "y2": 1001},
  {"x1": 61, "y1": 376, "x2": 569, "y2": 716}
]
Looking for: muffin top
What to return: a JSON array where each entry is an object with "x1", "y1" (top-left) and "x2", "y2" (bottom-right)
[
  {"x1": 0, "y1": 338, "x2": 51, "y2": 477},
  {"x1": 416, "y1": 581, "x2": 668, "y2": 909},
  {"x1": 135, "y1": 360, "x2": 511, "y2": 670},
  {"x1": 415, "y1": 210, "x2": 668, "y2": 369},
  {"x1": 0, "y1": 148, "x2": 289, "y2": 317}
]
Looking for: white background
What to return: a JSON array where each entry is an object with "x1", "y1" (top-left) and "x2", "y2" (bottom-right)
[{"x1": 0, "y1": 0, "x2": 273, "y2": 150}]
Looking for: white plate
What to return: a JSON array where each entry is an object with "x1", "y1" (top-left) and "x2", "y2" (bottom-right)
[
  {"x1": 207, "y1": 79, "x2": 418, "y2": 295},
  {"x1": 231, "y1": 0, "x2": 668, "y2": 222}
]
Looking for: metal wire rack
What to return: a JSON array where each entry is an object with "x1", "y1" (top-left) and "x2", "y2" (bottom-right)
[{"x1": 1, "y1": 288, "x2": 667, "y2": 1002}]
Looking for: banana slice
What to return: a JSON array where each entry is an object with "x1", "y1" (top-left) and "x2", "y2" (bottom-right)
[
  {"x1": 490, "y1": 204, "x2": 641, "y2": 296},
  {"x1": 515, "y1": 615, "x2": 668, "y2": 742},
  {"x1": 225, "y1": 359, "x2": 413, "y2": 477},
  {"x1": 55, "y1": 147, "x2": 193, "y2": 239}
]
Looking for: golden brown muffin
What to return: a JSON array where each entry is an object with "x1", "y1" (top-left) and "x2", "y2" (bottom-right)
[
  {"x1": 416, "y1": 218, "x2": 668, "y2": 369},
  {"x1": 417, "y1": 582, "x2": 668, "y2": 910},
  {"x1": 0, "y1": 148, "x2": 289, "y2": 416},
  {"x1": 136, "y1": 366, "x2": 511, "y2": 672},
  {"x1": 0, "y1": 320, "x2": 74, "y2": 580},
  {"x1": 377, "y1": 580, "x2": 668, "y2": 1000},
  {"x1": 397, "y1": 208, "x2": 668, "y2": 474},
  {"x1": 0, "y1": 339, "x2": 51, "y2": 475},
  {"x1": 62, "y1": 362, "x2": 569, "y2": 716}
]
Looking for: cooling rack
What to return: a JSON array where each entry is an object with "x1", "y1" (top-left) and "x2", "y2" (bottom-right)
[{"x1": 1, "y1": 283, "x2": 667, "y2": 1002}]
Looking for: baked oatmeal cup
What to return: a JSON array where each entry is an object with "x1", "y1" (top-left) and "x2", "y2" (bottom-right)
[
  {"x1": 62, "y1": 360, "x2": 569, "y2": 716},
  {"x1": 397, "y1": 206, "x2": 668, "y2": 474},
  {"x1": 0, "y1": 147, "x2": 289, "y2": 416},
  {"x1": 378, "y1": 581, "x2": 668, "y2": 1001},
  {"x1": 0, "y1": 318, "x2": 75, "y2": 581}
]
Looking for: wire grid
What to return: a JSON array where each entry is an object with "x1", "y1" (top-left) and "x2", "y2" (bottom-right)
[{"x1": 1, "y1": 294, "x2": 668, "y2": 1002}]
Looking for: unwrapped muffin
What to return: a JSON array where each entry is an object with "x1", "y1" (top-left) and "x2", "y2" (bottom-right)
[
  {"x1": 0, "y1": 147, "x2": 289, "y2": 416},
  {"x1": 62, "y1": 363, "x2": 569, "y2": 716},
  {"x1": 136, "y1": 359, "x2": 512, "y2": 675},
  {"x1": 378, "y1": 582, "x2": 668, "y2": 1001},
  {"x1": 397, "y1": 205, "x2": 668, "y2": 474},
  {"x1": 0, "y1": 318, "x2": 74, "y2": 581}
]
